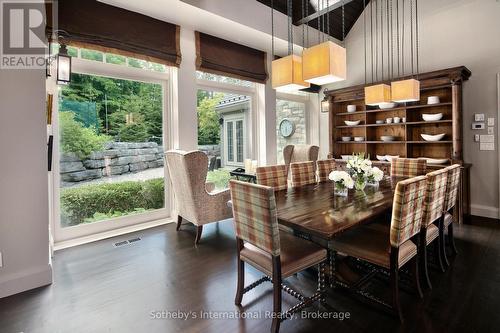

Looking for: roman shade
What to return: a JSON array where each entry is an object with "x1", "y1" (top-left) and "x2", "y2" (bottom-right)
[
  {"x1": 195, "y1": 32, "x2": 268, "y2": 84},
  {"x1": 46, "y1": 0, "x2": 181, "y2": 67}
]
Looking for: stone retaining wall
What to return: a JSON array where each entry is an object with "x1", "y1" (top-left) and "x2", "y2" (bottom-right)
[{"x1": 60, "y1": 142, "x2": 164, "y2": 183}]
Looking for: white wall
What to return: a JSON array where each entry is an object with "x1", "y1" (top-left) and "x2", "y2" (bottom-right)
[
  {"x1": 321, "y1": 0, "x2": 500, "y2": 218},
  {"x1": 0, "y1": 69, "x2": 52, "y2": 298}
]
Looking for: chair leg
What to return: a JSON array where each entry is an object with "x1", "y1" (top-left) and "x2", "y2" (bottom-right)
[
  {"x1": 176, "y1": 215, "x2": 182, "y2": 231},
  {"x1": 434, "y1": 240, "x2": 445, "y2": 273},
  {"x1": 438, "y1": 219, "x2": 449, "y2": 268},
  {"x1": 419, "y1": 230, "x2": 432, "y2": 290},
  {"x1": 235, "y1": 258, "x2": 244, "y2": 305},
  {"x1": 390, "y1": 248, "x2": 403, "y2": 323},
  {"x1": 271, "y1": 256, "x2": 282, "y2": 333},
  {"x1": 448, "y1": 223, "x2": 458, "y2": 256},
  {"x1": 195, "y1": 225, "x2": 203, "y2": 245},
  {"x1": 411, "y1": 257, "x2": 423, "y2": 299}
]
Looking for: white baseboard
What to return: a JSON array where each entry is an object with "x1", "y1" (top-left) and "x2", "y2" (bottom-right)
[
  {"x1": 0, "y1": 264, "x2": 53, "y2": 299},
  {"x1": 470, "y1": 204, "x2": 500, "y2": 220}
]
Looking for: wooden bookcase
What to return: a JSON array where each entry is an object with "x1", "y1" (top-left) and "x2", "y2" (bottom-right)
[{"x1": 325, "y1": 66, "x2": 472, "y2": 222}]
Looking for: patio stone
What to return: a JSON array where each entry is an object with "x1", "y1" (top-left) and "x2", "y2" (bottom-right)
[{"x1": 60, "y1": 161, "x2": 85, "y2": 173}]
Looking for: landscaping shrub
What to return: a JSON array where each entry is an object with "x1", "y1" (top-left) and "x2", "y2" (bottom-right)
[
  {"x1": 60, "y1": 111, "x2": 111, "y2": 159},
  {"x1": 206, "y1": 169, "x2": 231, "y2": 189},
  {"x1": 61, "y1": 178, "x2": 165, "y2": 225}
]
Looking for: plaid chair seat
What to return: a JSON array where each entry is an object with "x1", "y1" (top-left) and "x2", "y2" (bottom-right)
[
  {"x1": 255, "y1": 165, "x2": 288, "y2": 191},
  {"x1": 290, "y1": 161, "x2": 316, "y2": 188},
  {"x1": 317, "y1": 159, "x2": 336, "y2": 183},
  {"x1": 391, "y1": 158, "x2": 427, "y2": 178}
]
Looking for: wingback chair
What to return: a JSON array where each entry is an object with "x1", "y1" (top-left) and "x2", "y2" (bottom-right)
[
  {"x1": 165, "y1": 150, "x2": 232, "y2": 245},
  {"x1": 283, "y1": 144, "x2": 319, "y2": 173}
]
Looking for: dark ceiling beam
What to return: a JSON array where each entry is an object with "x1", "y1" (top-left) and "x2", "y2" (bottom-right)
[{"x1": 295, "y1": 0, "x2": 355, "y2": 25}]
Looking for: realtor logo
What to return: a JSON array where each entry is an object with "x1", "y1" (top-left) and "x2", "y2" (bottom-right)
[{"x1": 1, "y1": 0, "x2": 54, "y2": 69}]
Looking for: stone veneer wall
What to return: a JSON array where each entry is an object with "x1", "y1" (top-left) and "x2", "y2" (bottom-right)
[
  {"x1": 60, "y1": 142, "x2": 164, "y2": 183},
  {"x1": 276, "y1": 99, "x2": 306, "y2": 164}
]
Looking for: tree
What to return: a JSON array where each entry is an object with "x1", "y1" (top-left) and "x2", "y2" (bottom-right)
[{"x1": 197, "y1": 94, "x2": 222, "y2": 145}]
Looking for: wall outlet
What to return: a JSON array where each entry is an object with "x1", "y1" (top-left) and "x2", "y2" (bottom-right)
[{"x1": 472, "y1": 122, "x2": 485, "y2": 130}]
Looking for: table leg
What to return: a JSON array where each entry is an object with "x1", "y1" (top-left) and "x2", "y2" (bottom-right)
[{"x1": 329, "y1": 248, "x2": 336, "y2": 288}]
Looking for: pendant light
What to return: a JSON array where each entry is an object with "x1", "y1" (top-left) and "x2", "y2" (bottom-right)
[
  {"x1": 364, "y1": 0, "x2": 391, "y2": 106},
  {"x1": 391, "y1": 0, "x2": 420, "y2": 102},
  {"x1": 271, "y1": 0, "x2": 310, "y2": 91},
  {"x1": 302, "y1": 0, "x2": 346, "y2": 85}
]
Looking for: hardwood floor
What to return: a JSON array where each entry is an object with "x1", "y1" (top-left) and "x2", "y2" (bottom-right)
[{"x1": 0, "y1": 217, "x2": 499, "y2": 333}]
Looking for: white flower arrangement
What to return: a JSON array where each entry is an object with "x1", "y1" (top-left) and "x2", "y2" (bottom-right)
[
  {"x1": 366, "y1": 166, "x2": 384, "y2": 183},
  {"x1": 329, "y1": 170, "x2": 354, "y2": 189},
  {"x1": 346, "y1": 153, "x2": 372, "y2": 176}
]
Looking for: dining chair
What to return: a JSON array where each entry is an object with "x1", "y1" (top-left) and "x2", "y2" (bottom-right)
[
  {"x1": 283, "y1": 144, "x2": 319, "y2": 174},
  {"x1": 255, "y1": 165, "x2": 288, "y2": 191},
  {"x1": 441, "y1": 164, "x2": 461, "y2": 264},
  {"x1": 316, "y1": 159, "x2": 336, "y2": 183},
  {"x1": 419, "y1": 168, "x2": 448, "y2": 289},
  {"x1": 390, "y1": 158, "x2": 427, "y2": 178},
  {"x1": 331, "y1": 176, "x2": 428, "y2": 322},
  {"x1": 229, "y1": 180, "x2": 327, "y2": 333},
  {"x1": 290, "y1": 161, "x2": 316, "y2": 188},
  {"x1": 165, "y1": 150, "x2": 232, "y2": 244}
]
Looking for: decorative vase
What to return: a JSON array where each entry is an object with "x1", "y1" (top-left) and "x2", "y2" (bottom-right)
[
  {"x1": 334, "y1": 183, "x2": 348, "y2": 197},
  {"x1": 354, "y1": 175, "x2": 367, "y2": 191},
  {"x1": 367, "y1": 178, "x2": 379, "y2": 188}
]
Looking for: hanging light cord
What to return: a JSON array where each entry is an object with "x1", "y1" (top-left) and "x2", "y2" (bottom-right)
[
  {"x1": 306, "y1": 0, "x2": 309, "y2": 47},
  {"x1": 396, "y1": 0, "x2": 400, "y2": 77},
  {"x1": 401, "y1": 0, "x2": 405, "y2": 76},
  {"x1": 390, "y1": 0, "x2": 394, "y2": 79},
  {"x1": 370, "y1": 0, "x2": 374, "y2": 82},
  {"x1": 381, "y1": 0, "x2": 384, "y2": 81},
  {"x1": 410, "y1": 0, "x2": 414, "y2": 77},
  {"x1": 327, "y1": 0, "x2": 330, "y2": 40},
  {"x1": 342, "y1": 0, "x2": 345, "y2": 43},
  {"x1": 288, "y1": 0, "x2": 293, "y2": 55},
  {"x1": 363, "y1": 0, "x2": 367, "y2": 84},
  {"x1": 375, "y1": 0, "x2": 378, "y2": 82},
  {"x1": 415, "y1": 0, "x2": 419, "y2": 79},
  {"x1": 302, "y1": 0, "x2": 305, "y2": 47},
  {"x1": 271, "y1": 0, "x2": 274, "y2": 59}
]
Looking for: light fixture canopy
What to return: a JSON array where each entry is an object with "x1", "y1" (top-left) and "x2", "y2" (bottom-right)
[
  {"x1": 364, "y1": 84, "x2": 391, "y2": 106},
  {"x1": 272, "y1": 55, "x2": 310, "y2": 92},
  {"x1": 391, "y1": 79, "x2": 420, "y2": 103},
  {"x1": 57, "y1": 44, "x2": 72, "y2": 85},
  {"x1": 302, "y1": 41, "x2": 346, "y2": 85}
]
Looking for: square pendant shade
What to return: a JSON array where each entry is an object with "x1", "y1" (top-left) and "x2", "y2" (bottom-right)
[
  {"x1": 302, "y1": 41, "x2": 346, "y2": 85},
  {"x1": 391, "y1": 79, "x2": 420, "y2": 102},
  {"x1": 272, "y1": 55, "x2": 310, "y2": 92},
  {"x1": 364, "y1": 84, "x2": 391, "y2": 106}
]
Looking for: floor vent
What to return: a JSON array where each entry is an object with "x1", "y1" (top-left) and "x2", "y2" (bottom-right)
[{"x1": 113, "y1": 237, "x2": 142, "y2": 248}]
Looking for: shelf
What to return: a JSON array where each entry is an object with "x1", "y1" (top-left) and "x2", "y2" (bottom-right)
[
  {"x1": 336, "y1": 141, "x2": 405, "y2": 144},
  {"x1": 336, "y1": 120, "x2": 452, "y2": 129},
  {"x1": 407, "y1": 141, "x2": 453, "y2": 144},
  {"x1": 335, "y1": 102, "x2": 452, "y2": 116}
]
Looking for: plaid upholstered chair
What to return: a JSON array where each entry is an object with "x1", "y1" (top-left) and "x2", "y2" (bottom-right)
[
  {"x1": 331, "y1": 176, "x2": 427, "y2": 322},
  {"x1": 290, "y1": 161, "x2": 316, "y2": 188},
  {"x1": 255, "y1": 165, "x2": 288, "y2": 191},
  {"x1": 419, "y1": 168, "x2": 448, "y2": 289},
  {"x1": 165, "y1": 150, "x2": 232, "y2": 245},
  {"x1": 317, "y1": 159, "x2": 336, "y2": 182},
  {"x1": 283, "y1": 144, "x2": 319, "y2": 174},
  {"x1": 390, "y1": 158, "x2": 427, "y2": 178},
  {"x1": 229, "y1": 180, "x2": 327, "y2": 333},
  {"x1": 442, "y1": 165, "x2": 461, "y2": 261}
]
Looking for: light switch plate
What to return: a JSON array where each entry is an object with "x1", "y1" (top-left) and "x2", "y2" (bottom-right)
[
  {"x1": 475, "y1": 113, "x2": 485, "y2": 122},
  {"x1": 474, "y1": 134, "x2": 480, "y2": 142},
  {"x1": 480, "y1": 142, "x2": 495, "y2": 151},
  {"x1": 480, "y1": 134, "x2": 495, "y2": 143},
  {"x1": 488, "y1": 127, "x2": 495, "y2": 134},
  {"x1": 488, "y1": 118, "x2": 495, "y2": 126},
  {"x1": 472, "y1": 122, "x2": 485, "y2": 130}
]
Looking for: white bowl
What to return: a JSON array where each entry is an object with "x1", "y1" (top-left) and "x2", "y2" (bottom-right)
[
  {"x1": 344, "y1": 120, "x2": 361, "y2": 126},
  {"x1": 376, "y1": 120, "x2": 384, "y2": 124},
  {"x1": 385, "y1": 155, "x2": 400, "y2": 162},
  {"x1": 341, "y1": 155, "x2": 353, "y2": 161},
  {"x1": 421, "y1": 133, "x2": 445, "y2": 142},
  {"x1": 347, "y1": 105, "x2": 357, "y2": 112},
  {"x1": 379, "y1": 102, "x2": 397, "y2": 109},
  {"x1": 354, "y1": 136, "x2": 364, "y2": 142},
  {"x1": 425, "y1": 158, "x2": 449, "y2": 164},
  {"x1": 422, "y1": 113, "x2": 443, "y2": 121},
  {"x1": 380, "y1": 135, "x2": 396, "y2": 142},
  {"x1": 376, "y1": 155, "x2": 386, "y2": 161},
  {"x1": 341, "y1": 136, "x2": 352, "y2": 142},
  {"x1": 427, "y1": 96, "x2": 440, "y2": 105}
]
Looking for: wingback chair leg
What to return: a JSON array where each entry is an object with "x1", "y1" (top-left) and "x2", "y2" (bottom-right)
[
  {"x1": 448, "y1": 223, "x2": 458, "y2": 256},
  {"x1": 438, "y1": 217, "x2": 450, "y2": 268},
  {"x1": 176, "y1": 216, "x2": 182, "y2": 231},
  {"x1": 271, "y1": 256, "x2": 282, "y2": 333},
  {"x1": 411, "y1": 237, "x2": 423, "y2": 299},
  {"x1": 419, "y1": 229, "x2": 432, "y2": 290},
  {"x1": 235, "y1": 239, "x2": 245, "y2": 306},
  {"x1": 195, "y1": 226, "x2": 203, "y2": 245},
  {"x1": 434, "y1": 239, "x2": 445, "y2": 273},
  {"x1": 390, "y1": 248, "x2": 403, "y2": 323}
]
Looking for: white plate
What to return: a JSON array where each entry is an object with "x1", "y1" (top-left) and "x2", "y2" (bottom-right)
[
  {"x1": 344, "y1": 120, "x2": 361, "y2": 126},
  {"x1": 421, "y1": 133, "x2": 445, "y2": 142},
  {"x1": 385, "y1": 155, "x2": 400, "y2": 162},
  {"x1": 422, "y1": 113, "x2": 443, "y2": 121},
  {"x1": 376, "y1": 155, "x2": 386, "y2": 161},
  {"x1": 341, "y1": 136, "x2": 352, "y2": 142},
  {"x1": 354, "y1": 136, "x2": 365, "y2": 142},
  {"x1": 341, "y1": 155, "x2": 353, "y2": 161},
  {"x1": 380, "y1": 136, "x2": 396, "y2": 142},
  {"x1": 379, "y1": 102, "x2": 397, "y2": 109},
  {"x1": 375, "y1": 120, "x2": 384, "y2": 124},
  {"x1": 425, "y1": 158, "x2": 449, "y2": 164}
]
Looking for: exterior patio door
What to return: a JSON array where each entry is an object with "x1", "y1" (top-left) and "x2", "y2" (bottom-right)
[{"x1": 224, "y1": 115, "x2": 245, "y2": 167}]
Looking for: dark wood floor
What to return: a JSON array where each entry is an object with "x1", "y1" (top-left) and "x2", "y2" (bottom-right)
[{"x1": 1, "y1": 216, "x2": 499, "y2": 333}]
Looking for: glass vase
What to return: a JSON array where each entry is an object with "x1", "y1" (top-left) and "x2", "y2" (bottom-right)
[
  {"x1": 367, "y1": 178, "x2": 379, "y2": 188},
  {"x1": 354, "y1": 175, "x2": 367, "y2": 191},
  {"x1": 334, "y1": 183, "x2": 348, "y2": 197}
]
